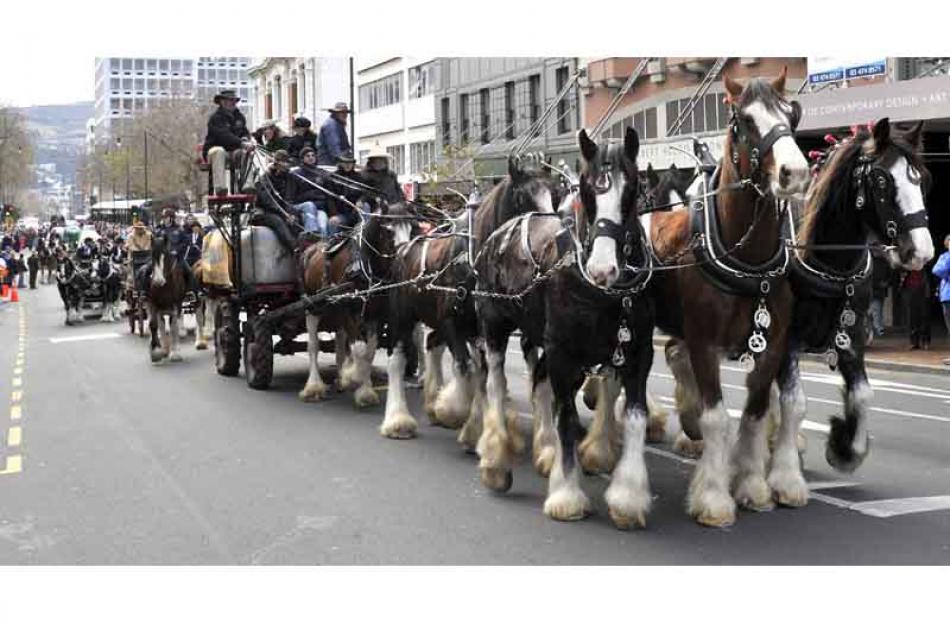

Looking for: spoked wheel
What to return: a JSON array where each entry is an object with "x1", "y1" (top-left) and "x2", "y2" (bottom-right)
[
  {"x1": 214, "y1": 300, "x2": 241, "y2": 376},
  {"x1": 243, "y1": 314, "x2": 274, "y2": 390}
]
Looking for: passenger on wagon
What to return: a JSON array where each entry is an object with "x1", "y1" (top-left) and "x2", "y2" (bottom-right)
[
  {"x1": 361, "y1": 144, "x2": 406, "y2": 206},
  {"x1": 252, "y1": 150, "x2": 298, "y2": 255},
  {"x1": 76, "y1": 237, "x2": 98, "y2": 266},
  {"x1": 202, "y1": 89, "x2": 255, "y2": 196},
  {"x1": 252, "y1": 119, "x2": 290, "y2": 154},
  {"x1": 183, "y1": 215, "x2": 205, "y2": 269},
  {"x1": 285, "y1": 146, "x2": 330, "y2": 237},
  {"x1": 288, "y1": 117, "x2": 318, "y2": 160},
  {"x1": 318, "y1": 102, "x2": 352, "y2": 166},
  {"x1": 327, "y1": 151, "x2": 364, "y2": 235}
]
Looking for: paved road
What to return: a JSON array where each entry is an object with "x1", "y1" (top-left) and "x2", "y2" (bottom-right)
[{"x1": 1, "y1": 284, "x2": 949, "y2": 564}]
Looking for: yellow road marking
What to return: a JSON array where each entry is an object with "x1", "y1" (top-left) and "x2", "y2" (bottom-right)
[
  {"x1": 12, "y1": 377, "x2": 22, "y2": 388},
  {"x1": 0, "y1": 455, "x2": 22, "y2": 475},
  {"x1": 11, "y1": 391, "x2": 22, "y2": 403},
  {"x1": 14, "y1": 367, "x2": 22, "y2": 376},
  {"x1": 11, "y1": 405, "x2": 21, "y2": 420},
  {"x1": 8, "y1": 426, "x2": 21, "y2": 447}
]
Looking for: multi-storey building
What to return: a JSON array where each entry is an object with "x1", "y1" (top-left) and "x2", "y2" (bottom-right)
[
  {"x1": 246, "y1": 57, "x2": 350, "y2": 134},
  {"x1": 433, "y1": 57, "x2": 581, "y2": 181},
  {"x1": 355, "y1": 57, "x2": 437, "y2": 183},
  {"x1": 92, "y1": 57, "x2": 253, "y2": 139}
]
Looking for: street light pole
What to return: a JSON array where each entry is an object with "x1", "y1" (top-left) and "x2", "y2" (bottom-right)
[{"x1": 144, "y1": 130, "x2": 149, "y2": 201}]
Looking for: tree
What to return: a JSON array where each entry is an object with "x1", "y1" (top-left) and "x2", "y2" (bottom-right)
[
  {"x1": 78, "y1": 97, "x2": 212, "y2": 206},
  {"x1": 0, "y1": 107, "x2": 36, "y2": 206}
]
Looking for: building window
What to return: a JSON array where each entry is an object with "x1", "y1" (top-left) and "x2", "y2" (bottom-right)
[
  {"x1": 410, "y1": 141, "x2": 435, "y2": 175},
  {"x1": 409, "y1": 62, "x2": 437, "y2": 98},
  {"x1": 528, "y1": 74, "x2": 540, "y2": 128},
  {"x1": 666, "y1": 94, "x2": 729, "y2": 137},
  {"x1": 358, "y1": 72, "x2": 402, "y2": 111},
  {"x1": 479, "y1": 88, "x2": 490, "y2": 144},
  {"x1": 441, "y1": 97, "x2": 451, "y2": 146},
  {"x1": 459, "y1": 93, "x2": 470, "y2": 144},
  {"x1": 387, "y1": 145, "x2": 405, "y2": 176},
  {"x1": 504, "y1": 81, "x2": 515, "y2": 139},
  {"x1": 556, "y1": 67, "x2": 570, "y2": 134}
]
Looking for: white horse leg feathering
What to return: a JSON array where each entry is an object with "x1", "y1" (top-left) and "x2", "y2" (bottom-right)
[
  {"x1": 299, "y1": 314, "x2": 329, "y2": 401},
  {"x1": 380, "y1": 342, "x2": 418, "y2": 439}
]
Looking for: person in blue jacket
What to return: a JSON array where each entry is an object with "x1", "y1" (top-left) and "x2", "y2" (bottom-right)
[
  {"x1": 317, "y1": 102, "x2": 352, "y2": 166},
  {"x1": 932, "y1": 233, "x2": 950, "y2": 364}
]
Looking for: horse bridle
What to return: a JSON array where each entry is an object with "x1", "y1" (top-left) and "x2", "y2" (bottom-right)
[
  {"x1": 578, "y1": 160, "x2": 653, "y2": 293},
  {"x1": 853, "y1": 154, "x2": 928, "y2": 241},
  {"x1": 727, "y1": 102, "x2": 799, "y2": 193}
]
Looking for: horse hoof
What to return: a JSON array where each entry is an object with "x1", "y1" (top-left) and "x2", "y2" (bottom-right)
[
  {"x1": 480, "y1": 467, "x2": 513, "y2": 493},
  {"x1": 354, "y1": 386, "x2": 380, "y2": 408},
  {"x1": 608, "y1": 506, "x2": 648, "y2": 530},
  {"x1": 733, "y1": 474, "x2": 775, "y2": 512},
  {"x1": 578, "y1": 441, "x2": 617, "y2": 476},
  {"x1": 543, "y1": 487, "x2": 591, "y2": 522},
  {"x1": 150, "y1": 350, "x2": 164, "y2": 363},
  {"x1": 379, "y1": 412, "x2": 418, "y2": 440},
  {"x1": 298, "y1": 382, "x2": 328, "y2": 402},
  {"x1": 169, "y1": 353, "x2": 183, "y2": 362},
  {"x1": 769, "y1": 470, "x2": 809, "y2": 508},
  {"x1": 533, "y1": 445, "x2": 556, "y2": 478},
  {"x1": 196, "y1": 342, "x2": 208, "y2": 351}
]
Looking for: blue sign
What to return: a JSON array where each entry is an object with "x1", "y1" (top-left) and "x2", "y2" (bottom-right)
[{"x1": 808, "y1": 57, "x2": 887, "y2": 84}]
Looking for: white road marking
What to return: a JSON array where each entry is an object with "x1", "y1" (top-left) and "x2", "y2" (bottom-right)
[
  {"x1": 849, "y1": 496, "x2": 950, "y2": 518},
  {"x1": 49, "y1": 333, "x2": 121, "y2": 344}
]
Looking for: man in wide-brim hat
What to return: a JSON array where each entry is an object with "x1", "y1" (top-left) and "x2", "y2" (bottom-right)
[
  {"x1": 202, "y1": 89, "x2": 255, "y2": 195},
  {"x1": 318, "y1": 101, "x2": 352, "y2": 166}
]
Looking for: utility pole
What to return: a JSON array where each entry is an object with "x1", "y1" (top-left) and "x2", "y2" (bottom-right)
[
  {"x1": 144, "y1": 130, "x2": 149, "y2": 200},
  {"x1": 349, "y1": 57, "x2": 356, "y2": 152}
]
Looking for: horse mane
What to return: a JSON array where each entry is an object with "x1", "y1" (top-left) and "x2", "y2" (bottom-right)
[
  {"x1": 800, "y1": 125, "x2": 929, "y2": 257},
  {"x1": 800, "y1": 132, "x2": 867, "y2": 250}
]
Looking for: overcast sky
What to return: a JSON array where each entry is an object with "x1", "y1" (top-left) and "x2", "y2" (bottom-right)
[{"x1": 0, "y1": 54, "x2": 93, "y2": 108}]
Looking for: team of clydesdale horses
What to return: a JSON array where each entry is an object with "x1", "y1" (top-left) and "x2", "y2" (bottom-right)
[{"x1": 195, "y1": 70, "x2": 934, "y2": 529}]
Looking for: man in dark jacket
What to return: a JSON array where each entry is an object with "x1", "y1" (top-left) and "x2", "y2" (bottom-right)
[
  {"x1": 327, "y1": 151, "x2": 365, "y2": 235},
  {"x1": 318, "y1": 103, "x2": 352, "y2": 166},
  {"x1": 253, "y1": 150, "x2": 298, "y2": 254},
  {"x1": 288, "y1": 117, "x2": 318, "y2": 160},
  {"x1": 285, "y1": 147, "x2": 329, "y2": 236},
  {"x1": 202, "y1": 89, "x2": 254, "y2": 195},
  {"x1": 361, "y1": 144, "x2": 406, "y2": 205},
  {"x1": 27, "y1": 251, "x2": 39, "y2": 289}
]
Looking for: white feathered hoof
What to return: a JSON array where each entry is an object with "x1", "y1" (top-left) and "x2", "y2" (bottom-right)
[
  {"x1": 768, "y1": 468, "x2": 809, "y2": 508},
  {"x1": 544, "y1": 485, "x2": 591, "y2": 522},
  {"x1": 380, "y1": 411, "x2": 418, "y2": 440},
  {"x1": 533, "y1": 440, "x2": 556, "y2": 478},
  {"x1": 673, "y1": 432, "x2": 704, "y2": 459},
  {"x1": 732, "y1": 473, "x2": 775, "y2": 512},
  {"x1": 168, "y1": 351, "x2": 183, "y2": 362},
  {"x1": 688, "y1": 489, "x2": 736, "y2": 529},
  {"x1": 337, "y1": 362, "x2": 360, "y2": 392},
  {"x1": 298, "y1": 380, "x2": 329, "y2": 402},
  {"x1": 457, "y1": 413, "x2": 482, "y2": 454},
  {"x1": 578, "y1": 434, "x2": 618, "y2": 476},
  {"x1": 431, "y1": 380, "x2": 470, "y2": 429},
  {"x1": 150, "y1": 348, "x2": 165, "y2": 364},
  {"x1": 354, "y1": 384, "x2": 380, "y2": 408},
  {"x1": 605, "y1": 482, "x2": 652, "y2": 530},
  {"x1": 477, "y1": 424, "x2": 512, "y2": 492}
]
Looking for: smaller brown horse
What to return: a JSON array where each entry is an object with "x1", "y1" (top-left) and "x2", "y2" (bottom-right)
[
  {"x1": 146, "y1": 233, "x2": 189, "y2": 363},
  {"x1": 297, "y1": 202, "x2": 412, "y2": 407}
]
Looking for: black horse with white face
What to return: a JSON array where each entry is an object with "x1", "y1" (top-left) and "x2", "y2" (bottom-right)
[
  {"x1": 780, "y1": 118, "x2": 933, "y2": 483},
  {"x1": 471, "y1": 127, "x2": 656, "y2": 529},
  {"x1": 55, "y1": 252, "x2": 92, "y2": 325}
]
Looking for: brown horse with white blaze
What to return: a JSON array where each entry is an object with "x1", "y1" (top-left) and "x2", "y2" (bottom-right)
[
  {"x1": 648, "y1": 69, "x2": 809, "y2": 527},
  {"x1": 145, "y1": 233, "x2": 189, "y2": 363}
]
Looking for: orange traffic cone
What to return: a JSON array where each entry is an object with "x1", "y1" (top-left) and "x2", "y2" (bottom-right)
[
  {"x1": 10, "y1": 286, "x2": 18, "y2": 303},
  {"x1": 1, "y1": 284, "x2": 8, "y2": 299}
]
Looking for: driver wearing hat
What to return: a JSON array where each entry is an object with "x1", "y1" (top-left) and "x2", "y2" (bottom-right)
[
  {"x1": 318, "y1": 102, "x2": 352, "y2": 166},
  {"x1": 202, "y1": 89, "x2": 255, "y2": 196},
  {"x1": 288, "y1": 116, "x2": 318, "y2": 159}
]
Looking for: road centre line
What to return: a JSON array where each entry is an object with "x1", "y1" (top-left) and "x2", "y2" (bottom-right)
[{"x1": 48, "y1": 332, "x2": 121, "y2": 344}]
